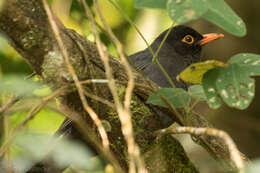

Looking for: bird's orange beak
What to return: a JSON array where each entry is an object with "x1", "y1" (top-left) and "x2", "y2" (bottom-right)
[{"x1": 198, "y1": 33, "x2": 224, "y2": 46}]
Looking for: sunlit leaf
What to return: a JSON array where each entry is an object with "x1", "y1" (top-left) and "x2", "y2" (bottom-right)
[
  {"x1": 134, "y1": 0, "x2": 167, "y2": 9},
  {"x1": 246, "y1": 159, "x2": 260, "y2": 173},
  {"x1": 0, "y1": 74, "x2": 41, "y2": 95},
  {"x1": 147, "y1": 88, "x2": 190, "y2": 108},
  {"x1": 11, "y1": 109, "x2": 65, "y2": 134},
  {"x1": 177, "y1": 60, "x2": 226, "y2": 84},
  {"x1": 33, "y1": 85, "x2": 52, "y2": 97}
]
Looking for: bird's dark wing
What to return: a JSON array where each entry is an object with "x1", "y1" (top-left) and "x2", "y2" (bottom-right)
[{"x1": 129, "y1": 49, "x2": 153, "y2": 70}]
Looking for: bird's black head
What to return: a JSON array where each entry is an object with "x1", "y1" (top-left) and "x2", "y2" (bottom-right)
[{"x1": 156, "y1": 25, "x2": 204, "y2": 59}]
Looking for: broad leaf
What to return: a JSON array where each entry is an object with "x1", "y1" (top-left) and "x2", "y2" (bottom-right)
[
  {"x1": 202, "y1": 68, "x2": 222, "y2": 109},
  {"x1": 202, "y1": 0, "x2": 246, "y2": 37},
  {"x1": 177, "y1": 60, "x2": 225, "y2": 84},
  {"x1": 33, "y1": 85, "x2": 52, "y2": 97},
  {"x1": 216, "y1": 64, "x2": 254, "y2": 110},
  {"x1": 134, "y1": 0, "x2": 167, "y2": 9},
  {"x1": 147, "y1": 88, "x2": 190, "y2": 108},
  {"x1": 14, "y1": 133, "x2": 100, "y2": 170},
  {"x1": 188, "y1": 85, "x2": 206, "y2": 101},
  {"x1": 167, "y1": 0, "x2": 208, "y2": 24},
  {"x1": 246, "y1": 159, "x2": 260, "y2": 173},
  {"x1": 228, "y1": 53, "x2": 260, "y2": 75},
  {"x1": 0, "y1": 74, "x2": 41, "y2": 95},
  {"x1": 134, "y1": 0, "x2": 246, "y2": 37}
]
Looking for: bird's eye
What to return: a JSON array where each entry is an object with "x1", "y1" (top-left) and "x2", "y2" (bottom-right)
[{"x1": 182, "y1": 35, "x2": 194, "y2": 45}]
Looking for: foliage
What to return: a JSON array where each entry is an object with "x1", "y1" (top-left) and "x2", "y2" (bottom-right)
[
  {"x1": 134, "y1": 0, "x2": 246, "y2": 36},
  {"x1": 0, "y1": 74, "x2": 42, "y2": 96},
  {"x1": 147, "y1": 88, "x2": 190, "y2": 108},
  {"x1": 134, "y1": 0, "x2": 258, "y2": 110},
  {"x1": 188, "y1": 85, "x2": 206, "y2": 101},
  {"x1": 136, "y1": 0, "x2": 259, "y2": 110},
  {"x1": 246, "y1": 159, "x2": 260, "y2": 173},
  {"x1": 148, "y1": 54, "x2": 260, "y2": 110},
  {"x1": 13, "y1": 133, "x2": 103, "y2": 172},
  {"x1": 177, "y1": 60, "x2": 225, "y2": 84}
]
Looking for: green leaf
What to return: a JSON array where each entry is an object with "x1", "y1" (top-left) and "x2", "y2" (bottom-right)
[
  {"x1": 147, "y1": 88, "x2": 190, "y2": 108},
  {"x1": 246, "y1": 159, "x2": 260, "y2": 173},
  {"x1": 177, "y1": 60, "x2": 226, "y2": 84},
  {"x1": 228, "y1": 53, "x2": 260, "y2": 75},
  {"x1": 0, "y1": 74, "x2": 41, "y2": 95},
  {"x1": 202, "y1": 54, "x2": 260, "y2": 110},
  {"x1": 167, "y1": 0, "x2": 208, "y2": 24},
  {"x1": 134, "y1": 0, "x2": 246, "y2": 37},
  {"x1": 33, "y1": 85, "x2": 52, "y2": 97},
  {"x1": 188, "y1": 85, "x2": 206, "y2": 101},
  {"x1": 14, "y1": 133, "x2": 101, "y2": 170},
  {"x1": 216, "y1": 64, "x2": 254, "y2": 110},
  {"x1": 134, "y1": 0, "x2": 167, "y2": 9},
  {"x1": 202, "y1": 68, "x2": 222, "y2": 109},
  {"x1": 202, "y1": 0, "x2": 246, "y2": 37}
]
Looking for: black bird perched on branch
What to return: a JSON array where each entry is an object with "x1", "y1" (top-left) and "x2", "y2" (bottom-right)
[
  {"x1": 130, "y1": 25, "x2": 224, "y2": 89},
  {"x1": 27, "y1": 25, "x2": 224, "y2": 173}
]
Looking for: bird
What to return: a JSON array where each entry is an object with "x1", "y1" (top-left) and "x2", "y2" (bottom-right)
[
  {"x1": 130, "y1": 25, "x2": 224, "y2": 89},
  {"x1": 27, "y1": 26, "x2": 224, "y2": 173}
]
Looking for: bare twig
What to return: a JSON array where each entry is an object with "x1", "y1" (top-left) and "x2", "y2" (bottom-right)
[
  {"x1": 0, "y1": 87, "x2": 66, "y2": 157},
  {"x1": 3, "y1": 111, "x2": 13, "y2": 173},
  {"x1": 0, "y1": 96, "x2": 21, "y2": 114},
  {"x1": 0, "y1": 73, "x2": 36, "y2": 116},
  {"x1": 93, "y1": 0, "x2": 147, "y2": 172},
  {"x1": 107, "y1": 0, "x2": 188, "y2": 116},
  {"x1": 93, "y1": 0, "x2": 134, "y2": 108},
  {"x1": 156, "y1": 127, "x2": 245, "y2": 173},
  {"x1": 107, "y1": 0, "x2": 153, "y2": 55},
  {"x1": 42, "y1": 0, "x2": 110, "y2": 150},
  {"x1": 83, "y1": 90, "x2": 115, "y2": 109},
  {"x1": 58, "y1": 105, "x2": 124, "y2": 173},
  {"x1": 79, "y1": 0, "x2": 145, "y2": 172}
]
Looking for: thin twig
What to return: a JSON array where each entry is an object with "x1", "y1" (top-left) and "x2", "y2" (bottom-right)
[
  {"x1": 42, "y1": 0, "x2": 110, "y2": 150},
  {"x1": 107, "y1": 0, "x2": 187, "y2": 122},
  {"x1": 152, "y1": 24, "x2": 176, "y2": 88},
  {"x1": 107, "y1": 0, "x2": 153, "y2": 55},
  {"x1": 0, "y1": 96, "x2": 21, "y2": 114},
  {"x1": 93, "y1": 0, "x2": 147, "y2": 172},
  {"x1": 156, "y1": 127, "x2": 245, "y2": 173},
  {"x1": 59, "y1": 104, "x2": 124, "y2": 173},
  {"x1": 0, "y1": 73, "x2": 37, "y2": 115},
  {"x1": 4, "y1": 111, "x2": 13, "y2": 173},
  {"x1": 93, "y1": 0, "x2": 134, "y2": 108},
  {"x1": 108, "y1": 0, "x2": 176, "y2": 90},
  {"x1": 83, "y1": 90, "x2": 115, "y2": 109},
  {"x1": 80, "y1": 0, "x2": 144, "y2": 172},
  {"x1": 0, "y1": 87, "x2": 66, "y2": 158}
]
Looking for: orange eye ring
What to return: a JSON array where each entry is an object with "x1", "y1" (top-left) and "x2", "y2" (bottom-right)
[{"x1": 182, "y1": 35, "x2": 194, "y2": 45}]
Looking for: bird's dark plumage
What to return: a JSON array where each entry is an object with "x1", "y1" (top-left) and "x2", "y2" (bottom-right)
[{"x1": 130, "y1": 25, "x2": 205, "y2": 89}]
